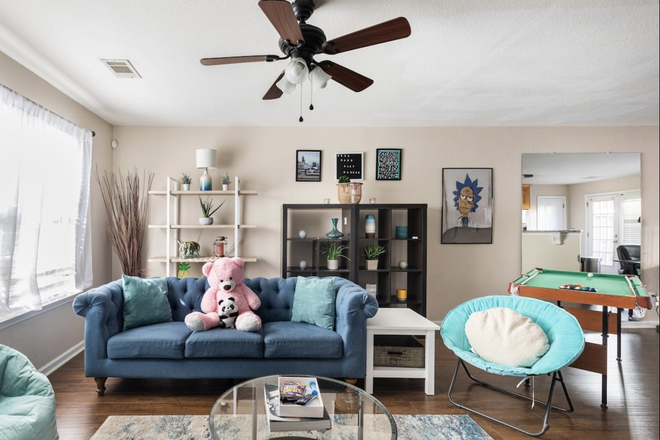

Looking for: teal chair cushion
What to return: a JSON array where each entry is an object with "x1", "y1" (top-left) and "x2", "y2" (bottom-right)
[
  {"x1": 441, "y1": 295, "x2": 585, "y2": 377},
  {"x1": 0, "y1": 344, "x2": 59, "y2": 440}
]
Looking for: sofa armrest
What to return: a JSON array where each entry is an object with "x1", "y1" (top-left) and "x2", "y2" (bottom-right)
[
  {"x1": 72, "y1": 280, "x2": 124, "y2": 361},
  {"x1": 334, "y1": 278, "x2": 378, "y2": 365}
]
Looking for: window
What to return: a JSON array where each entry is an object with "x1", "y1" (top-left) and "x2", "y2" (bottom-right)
[
  {"x1": 0, "y1": 83, "x2": 93, "y2": 324},
  {"x1": 620, "y1": 196, "x2": 641, "y2": 245}
]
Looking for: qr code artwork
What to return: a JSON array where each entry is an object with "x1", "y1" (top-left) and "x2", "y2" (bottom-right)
[{"x1": 376, "y1": 149, "x2": 401, "y2": 180}]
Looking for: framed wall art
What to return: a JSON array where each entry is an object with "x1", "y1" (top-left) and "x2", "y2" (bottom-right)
[
  {"x1": 335, "y1": 152, "x2": 363, "y2": 180},
  {"x1": 375, "y1": 148, "x2": 402, "y2": 180},
  {"x1": 296, "y1": 150, "x2": 321, "y2": 182},
  {"x1": 441, "y1": 168, "x2": 493, "y2": 244}
]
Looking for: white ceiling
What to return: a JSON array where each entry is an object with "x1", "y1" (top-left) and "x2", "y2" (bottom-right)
[
  {"x1": 522, "y1": 152, "x2": 640, "y2": 185},
  {"x1": 0, "y1": 0, "x2": 658, "y2": 127}
]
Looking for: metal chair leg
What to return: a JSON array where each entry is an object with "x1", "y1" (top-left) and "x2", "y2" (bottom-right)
[{"x1": 447, "y1": 359, "x2": 575, "y2": 437}]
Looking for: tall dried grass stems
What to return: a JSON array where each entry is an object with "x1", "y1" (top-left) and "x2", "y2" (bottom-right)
[{"x1": 95, "y1": 166, "x2": 154, "y2": 277}]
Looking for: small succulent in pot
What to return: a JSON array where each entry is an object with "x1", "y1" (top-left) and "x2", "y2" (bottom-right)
[
  {"x1": 199, "y1": 197, "x2": 225, "y2": 218},
  {"x1": 364, "y1": 244, "x2": 386, "y2": 260},
  {"x1": 321, "y1": 242, "x2": 350, "y2": 261},
  {"x1": 221, "y1": 173, "x2": 232, "y2": 185}
]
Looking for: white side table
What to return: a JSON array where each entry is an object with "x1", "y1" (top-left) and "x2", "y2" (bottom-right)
[{"x1": 366, "y1": 308, "x2": 440, "y2": 395}]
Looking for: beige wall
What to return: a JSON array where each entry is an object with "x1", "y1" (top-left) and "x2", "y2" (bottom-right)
[
  {"x1": 112, "y1": 126, "x2": 660, "y2": 323},
  {"x1": 0, "y1": 50, "x2": 113, "y2": 370},
  {"x1": 2, "y1": 46, "x2": 659, "y2": 370}
]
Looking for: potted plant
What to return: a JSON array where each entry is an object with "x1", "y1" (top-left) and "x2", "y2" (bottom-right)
[
  {"x1": 179, "y1": 173, "x2": 192, "y2": 191},
  {"x1": 221, "y1": 173, "x2": 232, "y2": 191},
  {"x1": 322, "y1": 242, "x2": 350, "y2": 270},
  {"x1": 364, "y1": 244, "x2": 386, "y2": 270},
  {"x1": 199, "y1": 196, "x2": 224, "y2": 225},
  {"x1": 337, "y1": 175, "x2": 362, "y2": 204}
]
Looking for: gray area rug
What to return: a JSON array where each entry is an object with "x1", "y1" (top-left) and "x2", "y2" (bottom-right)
[{"x1": 90, "y1": 414, "x2": 492, "y2": 440}]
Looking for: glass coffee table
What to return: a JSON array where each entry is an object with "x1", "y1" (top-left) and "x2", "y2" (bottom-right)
[{"x1": 209, "y1": 375, "x2": 396, "y2": 439}]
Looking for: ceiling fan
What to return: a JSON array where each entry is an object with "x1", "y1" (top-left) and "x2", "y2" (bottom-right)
[{"x1": 200, "y1": 0, "x2": 411, "y2": 101}]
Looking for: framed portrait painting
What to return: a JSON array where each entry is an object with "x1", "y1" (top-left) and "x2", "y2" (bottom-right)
[
  {"x1": 375, "y1": 148, "x2": 402, "y2": 180},
  {"x1": 296, "y1": 150, "x2": 321, "y2": 182},
  {"x1": 441, "y1": 168, "x2": 493, "y2": 244}
]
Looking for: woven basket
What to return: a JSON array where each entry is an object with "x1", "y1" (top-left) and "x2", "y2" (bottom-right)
[{"x1": 337, "y1": 182, "x2": 362, "y2": 204}]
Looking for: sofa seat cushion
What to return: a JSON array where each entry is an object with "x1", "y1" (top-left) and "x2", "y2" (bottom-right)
[
  {"x1": 263, "y1": 321, "x2": 343, "y2": 359},
  {"x1": 107, "y1": 322, "x2": 191, "y2": 359},
  {"x1": 185, "y1": 328, "x2": 264, "y2": 358}
]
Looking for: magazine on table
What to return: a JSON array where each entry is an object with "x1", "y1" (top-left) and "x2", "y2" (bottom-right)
[{"x1": 264, "y1": 383, "x2": 331, "y2": 432}]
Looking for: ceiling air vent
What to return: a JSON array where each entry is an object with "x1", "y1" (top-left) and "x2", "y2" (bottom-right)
[{"x1": 101, "y1": 59, "x2": 141, "y2": 79}]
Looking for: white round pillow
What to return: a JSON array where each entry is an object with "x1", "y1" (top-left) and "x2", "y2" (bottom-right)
[{"x1": 465, "y1": 307, "x2": 550, "y2": 367}]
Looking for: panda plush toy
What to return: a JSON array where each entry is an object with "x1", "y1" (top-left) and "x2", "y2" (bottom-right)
[{"x1": 218, "y1": 297, "x2": 238, "y2": 329}]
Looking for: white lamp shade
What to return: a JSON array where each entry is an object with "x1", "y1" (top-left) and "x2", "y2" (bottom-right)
[
  {"x1": 284, "y1": 57, "x2": 309, "y2": 85},
  {"x1": 309, "y1": 66, "x2": 332, "y2": 89},
  {"x1": 196, "y1": 149, "x2": 217, "y2": 169},
  {"x1": 276, "y1": 76, "x2": 297, "y2": 95}
]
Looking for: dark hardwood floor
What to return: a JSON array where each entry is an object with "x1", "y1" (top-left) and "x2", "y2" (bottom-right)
[{"x1": 50, "y1": 328, "x2": 658, "y2": 440}]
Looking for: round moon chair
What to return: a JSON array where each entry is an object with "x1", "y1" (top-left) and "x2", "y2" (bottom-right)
[
  {"x1": 441, "y1": 295, "x2": 585, "y2": 437},
  {"x1": 0, "y1": 344, "x2": 59, "y2": 440}
]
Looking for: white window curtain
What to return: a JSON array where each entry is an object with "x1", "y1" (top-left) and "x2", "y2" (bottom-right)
[{"x1": 0, "y1": 83, "x2": 93, "y2": 323}]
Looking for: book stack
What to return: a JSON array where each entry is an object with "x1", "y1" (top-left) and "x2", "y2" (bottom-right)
[{"x1": 263, "y1": 377, "x2": 332, "y2": 433}]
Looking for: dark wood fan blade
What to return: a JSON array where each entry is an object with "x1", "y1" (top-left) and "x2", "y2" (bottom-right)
[
  {"x1": 200, "y1": 55, "x2": 282, "y2": 66},
  {"x1": 259, "y1": 0, "x2": 304, "y2": 44},
  {"x1": 263, "y1": 71, "x2": 285, "y2": 100},
  {"x1": 318, "y1": 61, "x2": 373, "y2": 92},
  {"x1": 322, "y1": 17, "x2": 411, "y2": 55}
]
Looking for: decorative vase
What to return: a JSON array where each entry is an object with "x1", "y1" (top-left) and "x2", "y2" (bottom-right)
[
  {"x1": 200, "y1": 169, "x2": 212, "y2": 191},
  {"x1": 398, "y1": 260, "x2": 408, "y2": 269},
  {"x1": 365, "y1": 214, "x2": 376, "y2": 238},
  {"x1": 182, "y1": 183, "x2": 191, "y2": 191},
  {"x1": 299, "y1": 260, "x2": 307, "y2": 270},
  {"x1": 326, "y1": 218, "x2": 344, "y2": 238},
  {"x1": 396, "y1": 288, "x2": 407, "y2": 301},
  {"x1": 327, "y1": 259, "x2": 339, "y2": 270},
  {"x1": 337, "y1": 182, "x2": 362, "y2": 204},
  {"x1": 199, "y1": 217, "x2": 213, "y2": 225},
  {"x1": 298, "y1": 230, "x2": 307, "y2": 239},
  {"x1": 366, "y1": 259, "x2": 378, "y2": 270}
]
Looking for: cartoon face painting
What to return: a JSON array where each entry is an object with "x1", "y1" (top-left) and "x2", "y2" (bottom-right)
[{"x1": 453, "y1": 174, "x2": 483, "y2": 228}]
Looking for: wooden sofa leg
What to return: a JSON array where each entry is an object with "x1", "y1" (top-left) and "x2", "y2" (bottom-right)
[
  {"x1": 345, "y1": 378, "x2": 357, "y2": 385},
  {"x1": 94, "y1": 377, "x2": 107, "y2": 396}
]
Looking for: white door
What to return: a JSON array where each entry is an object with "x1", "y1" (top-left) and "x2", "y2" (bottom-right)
[
  {"x1": 586, "y1": 191, "x2": 641, "y2": 275},
  {"x1": 537, "y1": 196, "x2": 566, "y2": 230},
  {"x1": 587, "y1": 195, "x2": 617, "y2": 273}
]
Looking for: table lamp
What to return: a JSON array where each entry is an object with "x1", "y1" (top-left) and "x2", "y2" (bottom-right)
[{"x1": 196, "y1": 149, "x2": 217, "y2": 191}]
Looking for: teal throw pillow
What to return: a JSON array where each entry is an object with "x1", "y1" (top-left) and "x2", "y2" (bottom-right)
[
  {"x1": 122, "y1": 275, "x2": 172, "y2": 331},
  {"x1": 291, "y1": 277, "x2": 336, "y2": 330}
]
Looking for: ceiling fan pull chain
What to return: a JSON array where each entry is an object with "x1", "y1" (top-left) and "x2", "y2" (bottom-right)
[
  {"x1": 309, "y1": 80, "x2": 315, "y2": 111},
  {"x1": 299, "y1": 85, "x2": 304, "y2": 122}
]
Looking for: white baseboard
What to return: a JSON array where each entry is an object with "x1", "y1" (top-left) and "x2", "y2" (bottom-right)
[{"x1": 40, "y1": 340, "x2": 84, "y2": 376}]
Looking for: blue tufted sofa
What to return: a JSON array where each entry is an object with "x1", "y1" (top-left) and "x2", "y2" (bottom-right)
[{"x1": 72, "y1": 276, "x2": 378, "y2": 395}]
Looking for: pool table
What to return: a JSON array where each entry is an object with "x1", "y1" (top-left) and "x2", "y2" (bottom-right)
[{"x1": 509, "y1": 268, "x2": 652, "y2": 407}]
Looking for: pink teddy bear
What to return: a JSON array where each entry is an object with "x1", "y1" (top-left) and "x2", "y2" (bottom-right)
[{"x1": 184, "y1": 258, "x2": 262, "y2": 332}]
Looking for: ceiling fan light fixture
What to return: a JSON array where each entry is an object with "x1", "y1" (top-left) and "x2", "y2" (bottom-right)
[
  {"x1": 276, "y1": 76, "x2": 297, "y2": 94},
  {"x1": 309, "y1": 66, "x2": 332, "y2": 89},
  {"x1": 284, "y1": 57, "x2": 309, "y2": 84}
]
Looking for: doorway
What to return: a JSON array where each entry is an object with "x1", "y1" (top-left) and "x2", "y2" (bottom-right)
[
  {"x1": 585, "y1": 191, "x2": 641, "y2": 275},
  {"x1": 537, "y1": 196, "x2": 566, "y2": 230}
]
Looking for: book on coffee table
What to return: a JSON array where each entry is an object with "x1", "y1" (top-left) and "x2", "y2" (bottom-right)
[
  {"x1": 264, "y1": 383, "x2": 331, "y2": 432},
  {"x1": 276, "y1": 376, "x2": 325, "y2": 418}
]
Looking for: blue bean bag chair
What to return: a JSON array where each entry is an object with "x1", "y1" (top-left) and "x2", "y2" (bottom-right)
[
  {"x1": 0, "y1": 344, "x2": 59, "y2": 440},
  {"x1": 441, "y1": 295, "x2": 585, "y2": 437}
]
